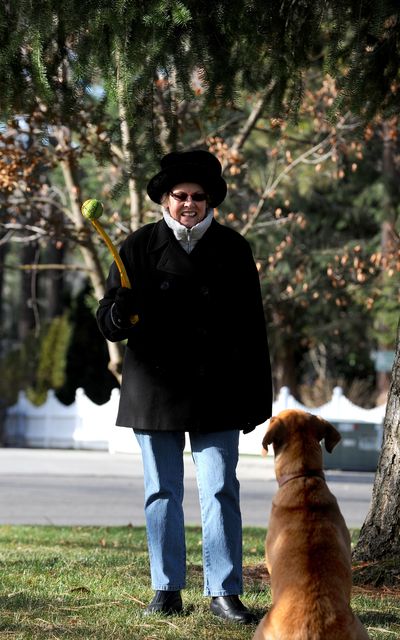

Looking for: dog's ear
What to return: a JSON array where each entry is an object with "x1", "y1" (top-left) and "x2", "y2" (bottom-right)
[
  {"x1": 262, "y1": 416, "x2": 283, "y2": 453},
  {"x1": 313, "y1": 415, "x2": 341, "y2": 453}
]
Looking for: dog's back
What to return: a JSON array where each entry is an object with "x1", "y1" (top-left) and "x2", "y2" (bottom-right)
[
  {"x1": 252, "y1": 410, "x2": 369, "y2": 640},
  {"x1": 261, "y1": 478, "x2": 361, "y2": 639}
]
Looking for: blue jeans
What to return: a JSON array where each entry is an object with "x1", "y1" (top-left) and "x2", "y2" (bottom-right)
[{"x1": 134, "y1": 429, "x2": 242, "y2": 596}]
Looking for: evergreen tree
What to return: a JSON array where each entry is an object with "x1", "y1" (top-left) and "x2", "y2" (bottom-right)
[
  {"x1": 28, "y1": 314, "x2": 72, "y2": 405},
  {"x1": 56, "y1": 286, "x2": 119, "y2": 405},
  {"x1": 0, "y1": 1, "x2": 399, "y2": 128}
]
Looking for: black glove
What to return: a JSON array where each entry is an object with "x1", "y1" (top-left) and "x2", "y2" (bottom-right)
[{"x1": 111, "y1": 287, "x2": 138, "y2": 327}]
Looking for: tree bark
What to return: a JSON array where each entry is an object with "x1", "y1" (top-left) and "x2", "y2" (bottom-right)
[
  {"x1": 353, "y1": 317, "x2": 400, "y2": 561},
  {"x1": 272, "y1": 339, "x2": 299, "y2": 398},
  {"x1": 0, "y1": 242, "x2": 7, "y2": 355},
  {"x1": 42, "y1": 241, "x2": 65, "y2": 320},
  {"x1": 115, "y1": 50, "x2": 143, "y2": 232},
  {"x1": 118, "y1": 101, "x2": 143, "y2": 232},
  {"x1": 18, "y1": 242, "x2": 39, "y2": 340}
]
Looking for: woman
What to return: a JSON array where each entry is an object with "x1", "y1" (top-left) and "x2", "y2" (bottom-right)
[{"x1": 97, "y1": 149, "x2": 273, "y2": 623}]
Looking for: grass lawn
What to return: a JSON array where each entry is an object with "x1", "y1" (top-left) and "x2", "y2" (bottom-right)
[{"x1": 0, "y1": 526, "x2": 399, "y2": 639}]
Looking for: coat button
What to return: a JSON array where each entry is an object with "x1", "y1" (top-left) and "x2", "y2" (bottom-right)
[
  {"x1": 200, "y1": 285, "x2": 209, "y2": 296},
  {"x1": 160, "y1": 280, "x2": 170, "y2": 290}
]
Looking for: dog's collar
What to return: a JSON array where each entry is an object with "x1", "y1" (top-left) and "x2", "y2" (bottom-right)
[{"x1": 277, "y1": 470, "x2": 325, "y2": 488}]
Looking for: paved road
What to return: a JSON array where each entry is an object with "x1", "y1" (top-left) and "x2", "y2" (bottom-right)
[{"x1": 0, "y1": 448, "x2": 374, "y2": 528}]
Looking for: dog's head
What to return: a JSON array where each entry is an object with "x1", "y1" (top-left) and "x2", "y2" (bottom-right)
[{"x1": 262, "y1": 409, "x2": 341, "y2": 473}]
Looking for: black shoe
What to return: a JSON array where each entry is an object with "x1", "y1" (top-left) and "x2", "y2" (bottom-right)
[
  {"x1": 144, "y1": 590, "x2": 183, "y2": 616},
  {"x1": 210, "y1": 595, "x2": 256, "y2": 624}
]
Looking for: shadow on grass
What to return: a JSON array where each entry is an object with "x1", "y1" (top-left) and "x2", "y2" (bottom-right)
[
  {"x1": 360, "y1": 610, "x2": 400, "y2": 627},
  {"x1": 0, "y1": 594, "x2": 95, "y2": 638},
  {"x1": 353, "y1": 557, "x2": 400, "y2": 589},
  {"x1": 0, "y1": 592, "x2": 49, "y2": 611},
  {"x1": 0, "y1": 622, "x2": 104, "y2": 639}
]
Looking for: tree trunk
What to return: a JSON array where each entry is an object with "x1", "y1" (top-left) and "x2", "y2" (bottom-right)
[
  {"x1": 115, "y1": 50, "x2": 143, "y2": 232},
  {"x1": 18, "y1": 242, "x2": 39, "y2": 340},
  {"x1": 353, "y1": 317, "x2": 400, "y2": 561},
  {"x1": 272, "y1": 340, "x2": 299, "y2": 398},
  {"x1": 118, "y1": 102, "x2": 143, "y2": 232},
  {"x1": 42, "y1": 240, "x2": 65, "y2": 320},
  {"x1": 0, "y1": 242, "x2": 7, "y2": 355}
]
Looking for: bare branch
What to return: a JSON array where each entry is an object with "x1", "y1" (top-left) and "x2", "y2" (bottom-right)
[
  {"x1": 110, "y1": 142, "x2": 125, "y2": 162},
  {"x1": 0, "y1": 230, "x2": 17, "y2": 246},
  {"x1": 18, "y1": 264, "x2": 93, "y2": 272},
  {"x1": 30, "y1": 196, "x2": 74, "y2": 221},
  {"x1": 0, "y1": 223, "x2": 47, "y2": 235},
  {"x1": 301, "y1": 149, "x2": 335, "y2": 164},
  {"x1": 252, "y1": 217, "x2": 294, "y2": 229},
  {"x1": 241, "y1": 133, "x2": 334, "y2": 236},
  {"x1": 188, "y1": 114, "x2": 244, "y2": 150},
  {"x1": 0, "y1": 223, "x2": 48, "y2": 244},
  {"x1": 222, "y1": 82, "x2": 277, "y2": 173}
]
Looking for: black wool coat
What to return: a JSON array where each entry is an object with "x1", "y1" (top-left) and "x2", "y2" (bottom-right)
[{"x1": 97, "y1": 218, "x2": 273, "y2": 433}]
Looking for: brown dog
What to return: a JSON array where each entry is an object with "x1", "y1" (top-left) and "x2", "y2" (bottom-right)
[{"x1": 252, "y1": 409, "x2": 369, "y2": 640}]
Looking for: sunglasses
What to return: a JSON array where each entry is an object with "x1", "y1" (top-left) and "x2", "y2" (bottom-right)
[{"x1": 169, "y1": 191, "x2": 207, "y2": 202}]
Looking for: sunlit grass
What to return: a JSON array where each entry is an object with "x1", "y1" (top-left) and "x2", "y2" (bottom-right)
[{"x1": 0, "y1": 526, "x2": 398, "y2": 639}]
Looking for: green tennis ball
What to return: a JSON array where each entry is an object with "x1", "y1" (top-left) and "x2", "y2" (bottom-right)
[{"x1": 81, "y1": 198, "x2": 104, "y2": 220}]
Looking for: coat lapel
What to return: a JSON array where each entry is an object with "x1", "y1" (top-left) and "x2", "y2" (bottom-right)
[{"x1": 147, "y1": 219, "x2": 195, "y2": 277}]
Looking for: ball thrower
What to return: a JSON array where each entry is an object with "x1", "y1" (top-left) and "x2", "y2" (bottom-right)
[{"x1": 81, "y1": 199, "x2": 139, "y2": 325}]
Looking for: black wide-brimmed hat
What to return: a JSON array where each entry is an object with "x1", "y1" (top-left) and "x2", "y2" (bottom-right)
[{"x1": 147, "y1": 149, "x2": 227, "y2": 208}]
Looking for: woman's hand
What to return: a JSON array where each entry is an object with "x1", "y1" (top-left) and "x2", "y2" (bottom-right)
[{"x1": 112, "y1": 287, "x2": 138, "y2": 327}]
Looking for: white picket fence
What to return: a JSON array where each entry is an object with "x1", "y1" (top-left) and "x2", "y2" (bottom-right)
[{"x1": 3, "y1": 386, "x2": 386, "y2": 460}]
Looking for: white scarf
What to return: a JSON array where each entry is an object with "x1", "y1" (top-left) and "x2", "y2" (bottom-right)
[{"x1": 162, "y1": 208, "x2": 214, "y2": 253}]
